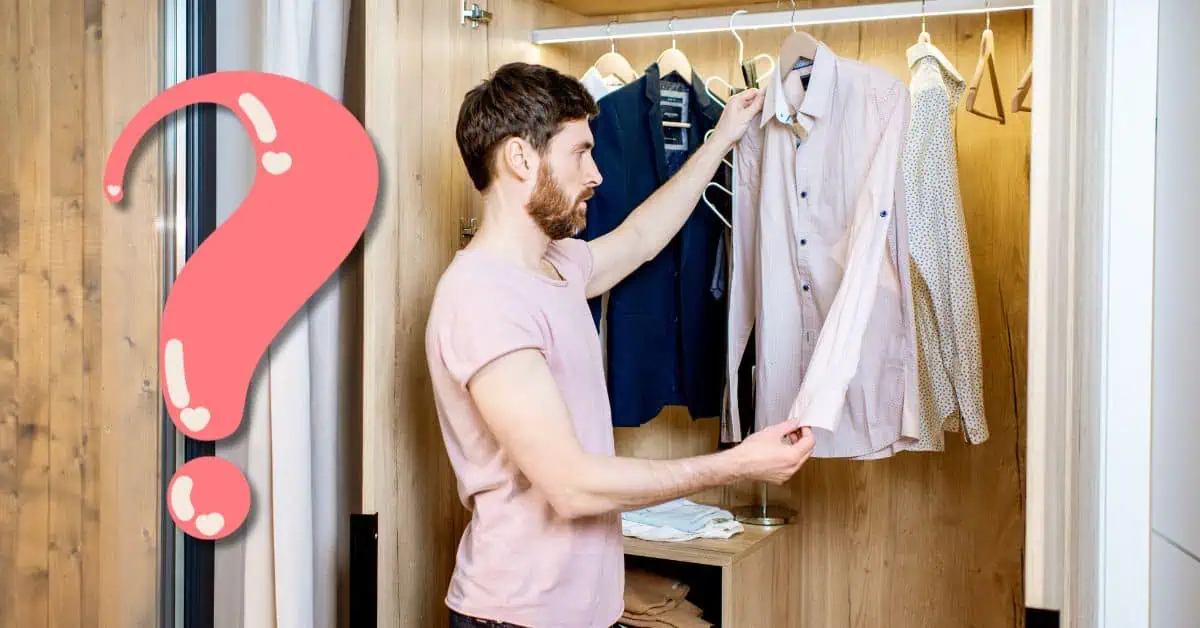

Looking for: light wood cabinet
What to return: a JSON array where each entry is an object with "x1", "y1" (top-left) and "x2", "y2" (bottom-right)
[{"x1": 623, "y1": 524, "x2": 798, "y2": 627}]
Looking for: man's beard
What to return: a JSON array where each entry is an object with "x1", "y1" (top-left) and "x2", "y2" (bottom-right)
[{"x1": 527, "y1": 162, "x2": 591, "y2": 240}]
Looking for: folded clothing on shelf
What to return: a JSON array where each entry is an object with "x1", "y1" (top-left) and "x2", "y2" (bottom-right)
[
  {"x1": 618, "y1": 568, "x2": 712, "y2": 628},
  {"x1": 621, "y1": 498, "x2": 744, "y2": 542}
]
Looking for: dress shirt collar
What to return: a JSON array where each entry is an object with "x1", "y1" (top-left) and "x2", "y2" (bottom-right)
[
  {"x1": 761, "y1": 42, "x2": 835, "y2": 131},
  {"x1": 906, "y1": 40, "x2": 964, "y2": 84}
]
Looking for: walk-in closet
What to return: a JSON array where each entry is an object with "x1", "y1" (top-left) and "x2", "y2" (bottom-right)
[{"x1": 360, "y1": 0, "x2": 1102, "y2": 625}]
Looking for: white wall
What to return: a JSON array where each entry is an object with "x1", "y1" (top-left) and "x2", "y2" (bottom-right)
[{"x1": 1151, "y1": 0, "x2": 1200, "y2": 625}]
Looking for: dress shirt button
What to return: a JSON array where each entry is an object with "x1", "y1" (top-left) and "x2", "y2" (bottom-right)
[
  {"x1": 880, "y1": 210, "x2": 888, "y2": 217},
  {"x1": 802, "y1": 283, "x2": 810, "y2": 292},
  {"x1": 800, "y1": 238, "x2": 807, "y2": 246},
  {"x1": 800, "y1": 190, "x2": 808, "y2": 199}
]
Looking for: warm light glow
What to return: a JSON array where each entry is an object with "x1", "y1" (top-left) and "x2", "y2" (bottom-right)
[{"x1": 531, "y1": 2, "x2": 1034, "y2": 45}]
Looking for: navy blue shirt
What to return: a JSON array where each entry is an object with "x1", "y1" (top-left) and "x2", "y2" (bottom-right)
[{"x1": 582, "y1": 64, "x2": 731, "y2": 428}]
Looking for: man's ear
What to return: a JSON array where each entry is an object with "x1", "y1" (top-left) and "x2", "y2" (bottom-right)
[{"x1": 499, "y1": 137, "x2": 536, "y2": 183}]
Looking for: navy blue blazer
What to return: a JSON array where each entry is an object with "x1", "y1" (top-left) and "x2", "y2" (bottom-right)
[{"x1": 582, "y1": 65, "x2": 731, "y2": 428}]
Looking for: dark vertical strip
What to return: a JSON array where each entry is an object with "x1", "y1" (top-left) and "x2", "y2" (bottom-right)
[
  {"x1": 1026, "y1": 608, "x2": 1060, "y2": 628},
  {"x1": 182, "y1": 0, "x2": 217, "y2": 627},
  {"x1": 349, "y1": 514, "x2": 379, "y2": 628}
]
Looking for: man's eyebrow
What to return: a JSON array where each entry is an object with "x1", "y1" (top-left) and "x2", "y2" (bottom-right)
[{"x1": 575, "y1": 140, "x2": 594, "y2": 150}]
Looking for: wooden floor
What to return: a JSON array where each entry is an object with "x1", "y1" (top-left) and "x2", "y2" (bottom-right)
[{"x1": 0, "y1": 1, "x2": 164, "y2": 626}]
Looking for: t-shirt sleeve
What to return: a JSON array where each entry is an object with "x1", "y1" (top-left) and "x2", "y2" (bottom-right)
[
  {"x1": 432, "y1": 286, "x2": 547, "y2": 388},
  {"x1": 555, "y1": 237, "x2": 596, "y2": 285}
]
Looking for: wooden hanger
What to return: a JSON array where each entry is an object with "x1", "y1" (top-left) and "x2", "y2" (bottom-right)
[
  {"x1": 775, "y1": 2, "x2": 819, "y2": 100},
  {"x1": 656, "y1": 18, "x2": 692, "y2": 85},
  {"x1": 655, "y1": 18, "x2": 693, "y2": 130},
  {"x1": 965, "y1": 25, "x2": 1006, "y2": 124},
  {"x1": 1012, "y1": 62, "x2": 1032, "y2": 113},
  {"x1": 592, "y1": 21, "x2": 638, "y2": 85},
  {"x1": 778, "y1": 33, "x2": 818, "y2": 82},
  {"x1": 777, "y1": 0, "x2": 817, "y2": 76},
  {"x1": 908, "y1": 4, "x2": 964, "y2": 86}
]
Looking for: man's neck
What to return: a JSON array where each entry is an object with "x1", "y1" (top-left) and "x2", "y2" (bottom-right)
[{"x1": 468, "y1": 191, "x2": 551, "y2": 273}]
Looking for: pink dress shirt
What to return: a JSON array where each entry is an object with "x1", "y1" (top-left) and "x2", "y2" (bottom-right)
[{"x1": 726, "y1": 43, "x2": 922, "y2": 459}]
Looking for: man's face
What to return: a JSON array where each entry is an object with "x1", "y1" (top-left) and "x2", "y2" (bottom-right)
[{"x1": 526, "y1": 119, "x2": 602, "y2": 240}]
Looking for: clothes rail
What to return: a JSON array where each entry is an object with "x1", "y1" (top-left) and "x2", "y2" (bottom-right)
[{"x1": 530, "y1": 0, "x2": 1032, "y2": 44}]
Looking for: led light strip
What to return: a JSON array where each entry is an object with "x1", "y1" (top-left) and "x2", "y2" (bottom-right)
[{"x1": 531, "y1": 0, "x2": 1033, "y2": 44}]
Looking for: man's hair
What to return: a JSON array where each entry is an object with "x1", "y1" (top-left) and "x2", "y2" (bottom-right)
[{"x1": 455, "y1": 62, "x2": 599, "y2": 192}]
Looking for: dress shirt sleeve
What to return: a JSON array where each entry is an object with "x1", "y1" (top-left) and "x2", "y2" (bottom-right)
[
  {"x1": 723, "y1": 128, "x2": 764, "y2": 444},
  {"x1": 935, "y1": 135, "x2": 988, "y2": 444},
  {"x1": 787, "y1": 85, "x2": 912, "y2": 433}
]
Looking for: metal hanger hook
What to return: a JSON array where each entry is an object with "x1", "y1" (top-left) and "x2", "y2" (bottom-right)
[
  {"x1": 667, "y1": 17, "x2": 677, "y2": 49},
  {"x1": 729, "y1": 9, "x2": 747, "y2": 64},
  {"x1": 921, "y1": 0, "x2": 927, "y2": 34},
  {"x1": 791, "y1": 0, "x2": 798, "y2": 32},
  {"x1": 985, "y1": 0, "x2": 991, "y2": 29},
  {"x1": 607, "y1": 20, "x2": 616, "y2": 54}
]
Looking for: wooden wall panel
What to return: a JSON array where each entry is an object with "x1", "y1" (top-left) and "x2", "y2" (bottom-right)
[
  {"x1": 0, "y1": 0, "x2": 163, "y2": 626},
  {"x1": 555, "y1": 5, "x2": 1032, "y2": 628},
  {"x1": 361, "y1": 1, "x2": 584, "y2": 626}
]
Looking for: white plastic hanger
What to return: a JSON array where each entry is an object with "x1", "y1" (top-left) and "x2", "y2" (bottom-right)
[
  {"x1": 701, "y1": 182, "x2": 734, "y2": 230},
  {"x1": 730, "y1": 10, "x2": 775, "y2": 89},
  {"x1": 704, "y1": 75, "x2": 735, "y2": 108}
]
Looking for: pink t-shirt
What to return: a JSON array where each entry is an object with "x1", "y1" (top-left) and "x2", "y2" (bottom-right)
[{"x1": 425, "y1": 238, "x2": 623, "y2": 628}]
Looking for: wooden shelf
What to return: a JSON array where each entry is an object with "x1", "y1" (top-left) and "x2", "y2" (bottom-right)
[
  {"x1": 622, "y1": 522, "x2": 787, "y2": 568},
  {"x1": 622, "y1": 522, "x2": 798, "y2": 626}
]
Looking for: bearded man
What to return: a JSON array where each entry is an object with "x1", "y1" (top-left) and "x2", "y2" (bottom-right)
[{"x1": 424, "y1": 62, "x2": 816, "y2": 628}]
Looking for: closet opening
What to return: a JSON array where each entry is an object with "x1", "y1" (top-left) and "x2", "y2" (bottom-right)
[{"x1": 361, "y1": 0, "x2": 1066, "y2": 625}]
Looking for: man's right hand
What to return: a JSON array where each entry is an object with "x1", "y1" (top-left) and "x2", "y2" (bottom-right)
[{"x1": 730, "y1": 423, "x2": 817, "y2": 485}]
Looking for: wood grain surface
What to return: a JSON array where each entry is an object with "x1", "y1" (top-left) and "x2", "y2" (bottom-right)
[
  {"x1": 0, "y1": 0, "x2": 163, "y2": 626},
  {"x1": 361, "y1": 1, "x2": 587, "y2": 626}
]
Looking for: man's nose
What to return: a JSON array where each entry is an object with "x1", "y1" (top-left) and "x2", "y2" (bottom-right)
[{"x1": 585, "y1": 162, "x2": 602, "y2": 188}]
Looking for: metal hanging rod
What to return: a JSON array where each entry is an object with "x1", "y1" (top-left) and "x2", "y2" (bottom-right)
[{"x1": 530, "y1": 0, "x2": 1032, "y2": 44}]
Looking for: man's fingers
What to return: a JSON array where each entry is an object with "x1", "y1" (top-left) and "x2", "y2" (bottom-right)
[{"x1": 732, "y1": 87, "x2": 762, "y2": 109}]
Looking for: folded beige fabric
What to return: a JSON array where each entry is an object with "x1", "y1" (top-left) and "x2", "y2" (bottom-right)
[
  {"x1": 623, "y1": 568, "x2": 689, "y2": 616},
  {"x1": 619, "y1": 600, "x2": 711, "y2": 628}
]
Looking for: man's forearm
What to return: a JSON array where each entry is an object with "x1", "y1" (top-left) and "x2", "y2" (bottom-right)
[
  {"x1": 552, "y1": 448, "x2": 745, "y2": 518},
  {"x1": 624, "y1": 137, "x2": 733, "y2": 263}
]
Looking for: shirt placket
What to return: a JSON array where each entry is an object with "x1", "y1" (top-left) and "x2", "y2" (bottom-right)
[{"x1": 790, "y1": 133, "x2": 819, "y2": 368}]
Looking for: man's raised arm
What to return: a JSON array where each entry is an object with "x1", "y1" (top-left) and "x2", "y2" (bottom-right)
[{"x1": 583, "y1": 89, "x2": 764, "y2": 300}]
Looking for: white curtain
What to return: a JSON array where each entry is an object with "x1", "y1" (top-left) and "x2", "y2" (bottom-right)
[{"x1": 213, "y1": 1, "x2": 352, "y2": 627}]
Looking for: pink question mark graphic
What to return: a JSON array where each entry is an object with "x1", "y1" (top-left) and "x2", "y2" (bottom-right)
[{"x1": 103, "y1": 70, "x2": 379, "y2": 540}]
